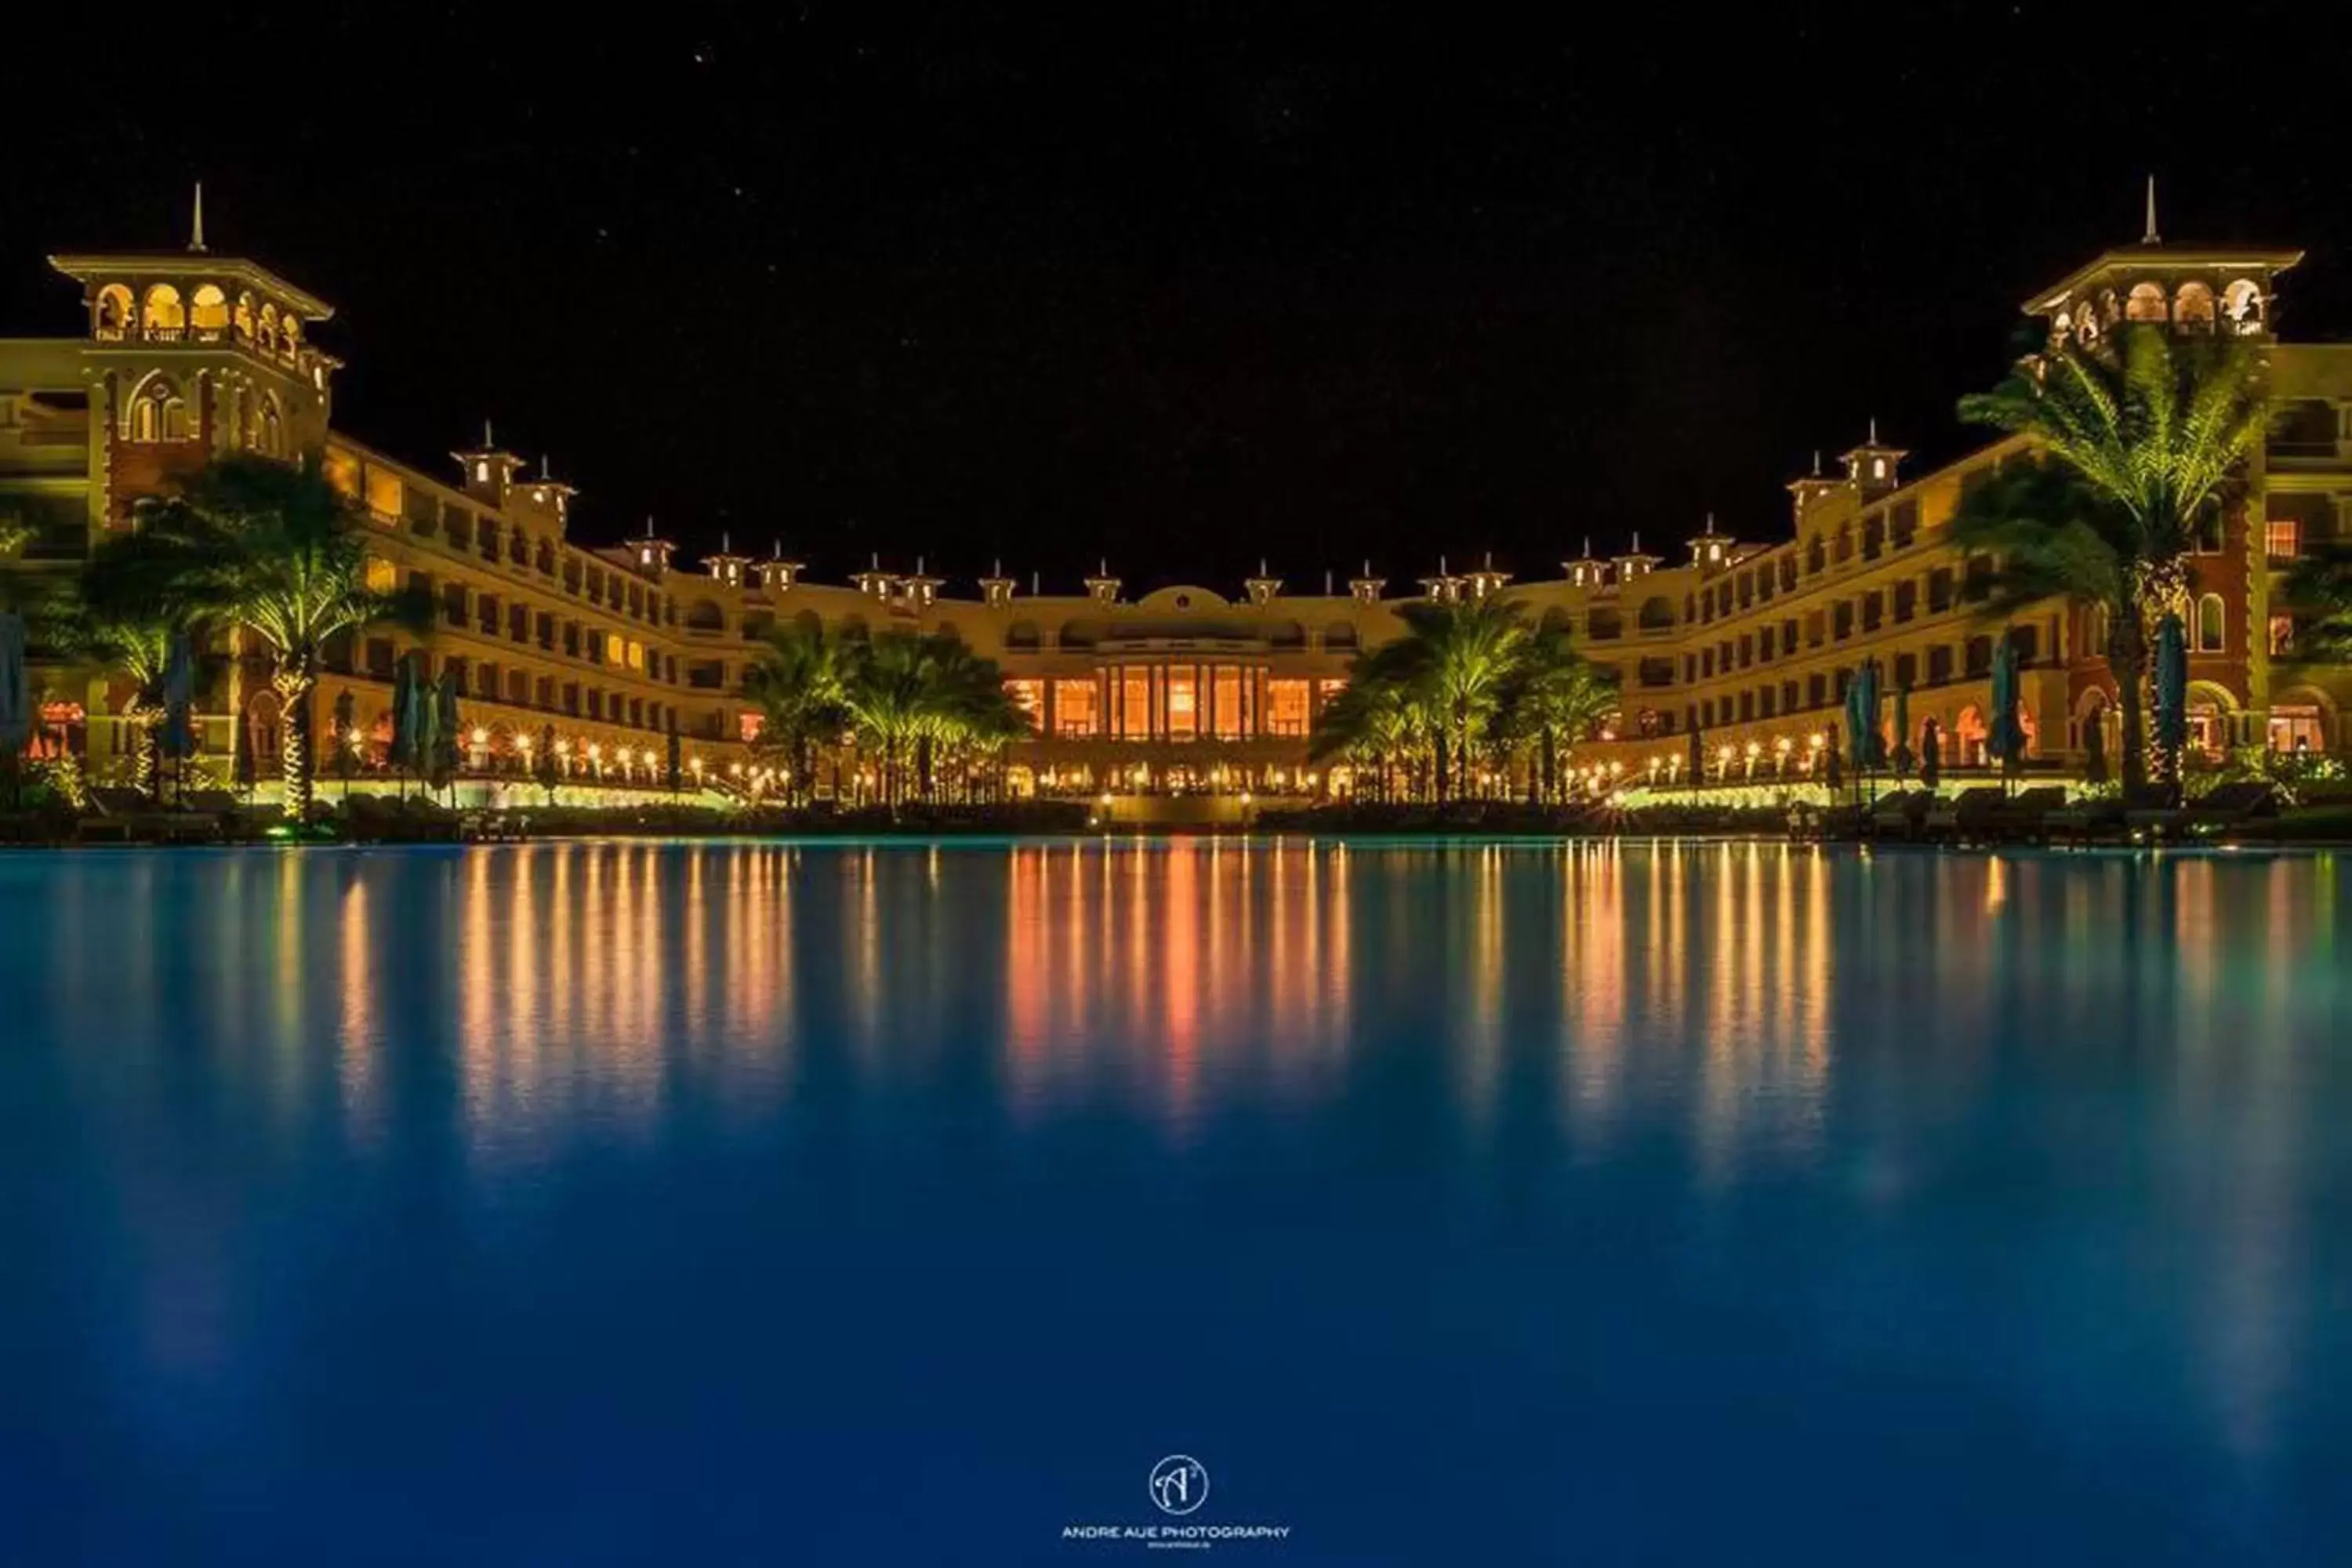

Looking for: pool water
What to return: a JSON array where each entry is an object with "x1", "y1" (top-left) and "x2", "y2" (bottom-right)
[{"x1": 2, "y1": 841, "x2": 2347, "y2": 1564}]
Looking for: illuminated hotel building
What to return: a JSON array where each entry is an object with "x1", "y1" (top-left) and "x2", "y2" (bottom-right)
[{"x1": 2, "y1": 213, "x2": 2348, "y2": 799}]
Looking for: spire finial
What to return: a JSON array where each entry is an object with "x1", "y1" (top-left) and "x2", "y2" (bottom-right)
[
  {"x1": 915, "y1": 554, "x2": 926, "y2": 574},
  {"x1": 773, "y1": 539, "x2": 783, "y2": 559},
  {"x1": 1812, "y1": 449, "x2": 1824, "y2": 477},
  {"x1": 1582, "y1": 536, "x2": 1594, "y2": 558},
  {"x1": 1258, "y1": 557, "x2": 1269, "y2": 576},
  {"x1": 1704, "y1": 511, "x2": 1717, "y2": 534},
  {"x1": 189, "y1": 182, "x2": 206, "y2": 253},
  {"x1": 539, "y1": 454, "x2": 551, "y2": 480},
  {"x1": 1362, "y1": 558, "x2": 1371, "y2": 575},
  {"x1": 721, "y1": 530, "x2": 732, "y2": 554},
  {"x1": 1098, "y1": 557, "x2": 1108, "y2": 576},
  {"x1": 1867, "y1": 416, "x2": 1879, "y2": 445},
  {"x1": 644, "y1": 516, "x2": 655, "y2": 539},
  {"x1": 2143, "y1": 174, "x2": 2160, "y2": 245},
  {"x1": 484, "y1": 418, "x2": 495, "y2": 450},
  {"x1": 992, "y1": 557, "x2": 1003, "y2": 577}
]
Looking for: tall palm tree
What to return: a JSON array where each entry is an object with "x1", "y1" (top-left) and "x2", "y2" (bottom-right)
[
  {"x1": 132, "y1": 453, "x2": 431, "y2": 821},
  {"x1": 1384, "y1": 596, "x2": 1530, "y2": 801},
  {"x1": 1308, "y1": 659, "x2": 1428, "y2": 802},
  {"x1": 912, "y1": 636, "x2": 1030, "y2": 802},
  {"x1": 742, "y1": 619, "x2": 854, "y2": 804},
  {"x1": 1952, "y1": 324, "x2": 2270, "y2": 789},
  {"x1": 840, "y1": 630, "x2": 938, "y2": 807},
  {"x1": 41, "y1": 532, "x2": 213, "y2": 799},
  {"x1": 1492, "y1": 625, "x2": 1619, "y2": 803},
  {"x1": 2279, "y1": 543, "x2": 2352, "y2": 663}
]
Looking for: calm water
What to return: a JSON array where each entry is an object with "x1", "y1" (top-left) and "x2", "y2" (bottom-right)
[{"x1": 2, "y1": 840, "x2": 2347, "y2": 1565}]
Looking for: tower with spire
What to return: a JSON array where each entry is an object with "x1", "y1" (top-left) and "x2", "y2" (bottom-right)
[
  {"x1": 978, "y1": 559, "x2": 1017, "y2": 608},
  {"x1": 703, "y1": 531, "x2": 750, "y2": 589},
  {"x1": 1348, "y1": 561, "x2": 1386, "y2": 605},
  {"x1": 48, "y1": 186, "x2": 342, "y2": 518},
  {"x1": 753, "y1": 540, "x2": 804, "y2": 593},
  {"x1": 453, "y1": 419, "x2": 524, "y2": 506},
  {"x1": 1840, "y1": 420, "x2": 1906, "y2": 503},
  {"x1": 1084, "y1": 559, "x2": 1121, "y2": 606},
  {"x1": 1243, "y1": 558, "x2": 1282, "y2": 606},
  {"x1": 1687, "y1": 513, "x2": 1735, "y2": 575},
  {"x1": 2023, "y1": 179, "x2": 2301, "y2": 347}
]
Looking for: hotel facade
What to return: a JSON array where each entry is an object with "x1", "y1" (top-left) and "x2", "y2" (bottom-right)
[{"x1": 3, "y1": 218, "x2": 2350, "y2": 803}]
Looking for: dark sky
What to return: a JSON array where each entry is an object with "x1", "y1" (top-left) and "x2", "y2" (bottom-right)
[{"x1": 7, "y1": 3, "x2": 2351, "y2": 593}]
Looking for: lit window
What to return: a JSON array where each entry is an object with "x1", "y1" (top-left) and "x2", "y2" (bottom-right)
[
  {"x1": 2196, "y1": 593, "x2": 2227, "y2": 654},
  {"x1": 1266, "y1": 679, "x2": 1310, "y2": 737},
  {"x1": 1054, "y1": 678, "x2": 1098, "y2": 737},
  {"x1": 1166, "y1": 670, "x2": 1196, "y2": 738},
  {"x1": 2268, "y1": 705, "x2": 2326, "y2": 753},
  {"x1": 2267, "y1": 518, "x2": 2301, "y2": 561}
]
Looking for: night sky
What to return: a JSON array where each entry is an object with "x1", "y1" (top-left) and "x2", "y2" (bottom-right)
[{"x1": 7, "y1": 4, "x2": 2350, "y2": 593}]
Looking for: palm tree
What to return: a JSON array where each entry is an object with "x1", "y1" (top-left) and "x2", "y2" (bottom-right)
[
  {"x1": 1492, "y1": 625, "x2": 1619, "y2": 803},
  {"x1": 1382, "y1": 597, "x2": 1530, "y2": 801},
  {"x1": 912, "y1": 636, "x2": 1031, "y2": 802},
  {"x1": 742, "y1": 619, "x2": 854, "y2": 804},
  {"x1": 131, "y1": 453, "x2": 432, "y2": 821},
  {"x1": 840, "y1": 631, "x2": 937, "y2": 807},
  {"x1": 2280, "y1": 543, "x2": 2352, "y2": 662},
  {"x1": 1952, "y1": 324, "x2": 2270, "y2": 789},
  {"x1": 1308, "y1": 660, "x2": 1428, "y2": 802},
  {"x1": 40, "y1": 532, "x2": 213, "y2": 799}
]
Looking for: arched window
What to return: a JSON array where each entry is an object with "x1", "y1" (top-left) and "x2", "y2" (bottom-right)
[
  {"x1": 141, "y1": 284, "x2": 185, "y2": 335},
  {"x1": 2174, "y1": 281, "x2": 2216, "y2": 331},
  {"x1": 2125, "y1": 281, "x2": 2169, "y2": 323},
  {"x1": 1004, "y1": 620, "x2": 1041, "y2": 650},
  {"x1": 258, "y1": 394, "x2": 285, "y2": 457},
  {"x1": 94, "y1": 284, "x2": 133, "y2": 338},
  {"x1": 2196, "y1": 593, "x2": 2227, "y2": 653},
  {"x1": 257, "y1": 303, "x2": 279, "y2": 351},
  {"x1": 125, "y1": 376, "x2": 187, "y2": 443},
  {"x1": 1637, "y1": 594, "x2": 1675, "y2": 630},
  {"x1": 686, "y1": 598, "x2": 725, "y2": 631},
  {"x1": 1323, "y1": 622, "x2": 1359, "y2": 651},
  {"x1": 234, "y1": 292, "x2": 256, "y2": 340},
  {"x1": 2098, "y1": 288, "x2": 2121, "y2": 325},
  {"x1": 2086, "y1": 602, "x2": 2111, "y2": 655},
  {"x1": 190, "y1": 284, "x2": 230, "y2": 333},
  {"x1": 2223, "y1": 279, "x2": 2264, "y2": 332},
  {"x1": 281, "y1": 315, "x2": 302, "y2": 357}
]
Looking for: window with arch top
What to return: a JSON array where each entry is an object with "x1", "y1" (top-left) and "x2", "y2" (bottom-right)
[
  {"x1": 2125, "y1": 281, "x2": 2169, "y2": 323},
  {"x1": 125, "y1": 376, "x2": 188, "y2": 443},
  {"x1": 2195, "y1": 593, "x2": 2227, "y2": 654},
  {"x1": 94, "y1": 284, "x2": 133, "y2": 338},
  {"x1": 141, "y1": 284, "x2": 185, "y2": 334}
]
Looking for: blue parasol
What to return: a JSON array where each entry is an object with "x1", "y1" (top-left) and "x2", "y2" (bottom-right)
[
  {"x1": 158, "y1": 632, "x2": 196, "y2": 761},
  {"x1": 431, "y1": 666, "x2": 462, "y2": 789},
  {"x1": 1988, "y1": 636, "x2": 2028, "y2": 781},
  {"x1": 2154, "y1": 612, "x2": 2190, "y2": 780},
  {"x1": 389, "y1": 653, "x2": 419, "y2": 774}
]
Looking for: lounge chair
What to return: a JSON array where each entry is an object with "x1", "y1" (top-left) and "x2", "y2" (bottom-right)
[
  {"x1": 2044, "y1": 797, "x2": 2126, "y2": 844},
  {"x1": 2123, "y1": 783, "x2": 2187, "y2": 840},
  {"x1": 2183, "y1": 782, "x2": 2280, "y2": 835},
  {"x1": 78, "y1": 786, "x2": 223, "y2": 844},
  {"x1": 1991, "y1": 786, "x2": 2071, "y2": 843},
  {"x1": 1867, "y1": 789, "x2": 1935, "y2": 840},
  {"x1": 1922, "y1": 786, "x2": 2007, "y2": 842}
]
